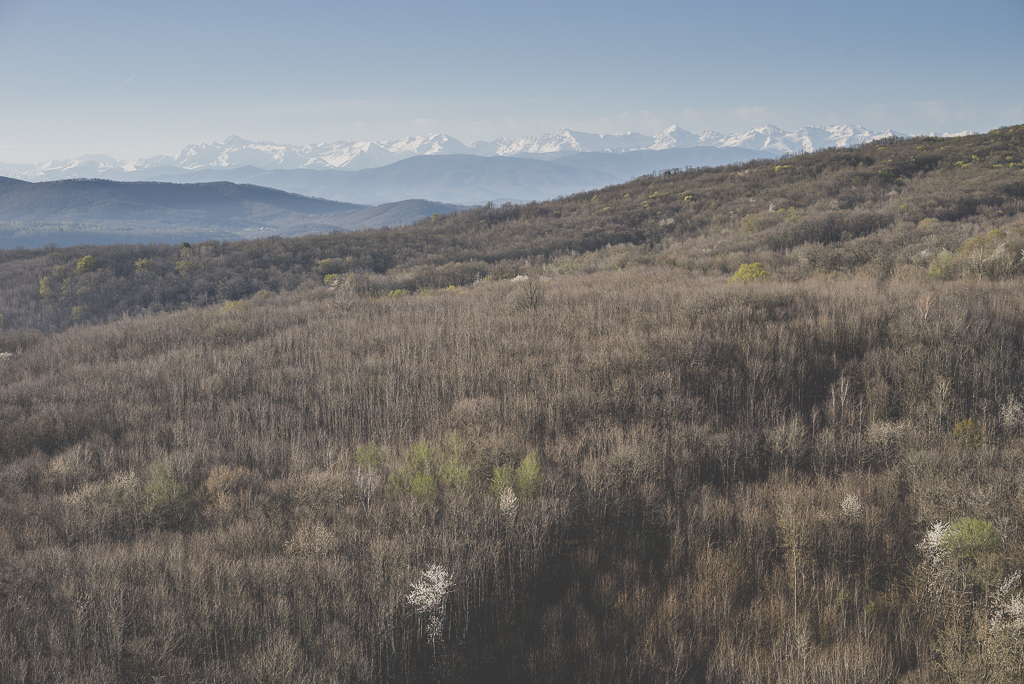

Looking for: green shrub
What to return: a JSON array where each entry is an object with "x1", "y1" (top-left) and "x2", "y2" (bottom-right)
[
  {"x1": 928, "y1": 250, "x2": 956, "y2": 279},
  {"x1": 942, "y1": 517, "x2": 1001, "y2": 562},
  {"x1": 730, "y1": 262, "x2": 771, "y2": 283},
  {"x1": 515, "y1": 452, "x2": 542, "y2": 499},
  {"x1": 408, "y1": 471, "x2": 437, "y2": 500},
  {"x1": 389, "y1": 440, "x2": 438, "y2": 500},
  {"x1": 75, "y1": 255, "x2": 98, "y2": 274},
  {"x1": 490, "y1": 464, "x2": 515, "y2": 498}
]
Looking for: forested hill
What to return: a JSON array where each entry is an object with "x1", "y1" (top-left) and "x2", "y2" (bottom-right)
[
  {"x1": 0, "y1": 176, "x2": 359, "y2": 218},
  {"x1": 1, "y1": 125, "x2": 1022, "y2": 334},
  {"x1": 0, "y1": 177, "x2": 464, "y2": 247}
]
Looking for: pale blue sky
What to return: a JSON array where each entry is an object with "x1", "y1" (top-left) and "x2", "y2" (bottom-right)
[{"x1": 1, "y1": 0, "x2": 1021, "y2": 164}]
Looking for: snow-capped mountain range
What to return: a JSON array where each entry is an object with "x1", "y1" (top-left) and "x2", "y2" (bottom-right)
[{"x1": 0, "y1": 124, "x2": 973, "y2": 182}]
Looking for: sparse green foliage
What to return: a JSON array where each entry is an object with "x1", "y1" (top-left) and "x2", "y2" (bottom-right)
[
  {"x1": 355, "y1": 444, "x2": 385, "y2": 469},
  {"x1": 142, "y1": 460, "x2": 199, "y2": 530},
  {"x1": 515, "y1": 451, "x2": 541, "y2": 498},
  {"x1": 928, "y1": 249, "x2": 956, "y2": 279},
  {"x1": 175, "y1": 259, "x2": 197, "y2": 274},
  {"x1": 490, "y1": 463, "x2": 515, "y2": 498},
  {"x1": 958, "y1": 228, "x2": 1012, "y2": 279},
  {"x1": 942, "y1": 517, "x2": 1001, "y2": 563},
  {"x1": 134, "y1": 257, "x2": 152, "y2": 273},
  {"x1": 439, "y1": 431, "x2": 471, "y2": 491},
  {"x1": 407, "y1": 470, "x2": 437, "y2": 500},
  {"x1": 388, "y1": 435, "x2": 471, "y2": 499},
  {"x1": 389, "y1": 439, "x2": 434, "y2": 497},
  {"x1": 439, "y1": 454, "x2": 470, "y2": 492},
  {"x1": 447, "y1": 430, "x2": 465, "y2": 458}
]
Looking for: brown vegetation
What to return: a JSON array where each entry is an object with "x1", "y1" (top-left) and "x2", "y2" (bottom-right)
[{"x1": 2, "y1": 268, "x2": 1024, "y2": 681}]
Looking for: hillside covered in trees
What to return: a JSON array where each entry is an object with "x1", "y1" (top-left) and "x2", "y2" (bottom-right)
[{"x1": 1, "y1": 126, "x2": 1023, "y2": 683}]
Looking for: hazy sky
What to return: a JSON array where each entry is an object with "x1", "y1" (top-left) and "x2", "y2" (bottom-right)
[{"x1": 1, "y1": 0, "x2": 1021, "y2": 164}]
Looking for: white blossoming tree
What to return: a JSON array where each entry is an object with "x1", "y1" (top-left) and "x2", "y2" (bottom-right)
[
  {"x1": 498, "y1": 487, "x2": 518, "y2": 522},
  {"x1": 407, "y1": 564, "x2": 455, "y2": 651}
]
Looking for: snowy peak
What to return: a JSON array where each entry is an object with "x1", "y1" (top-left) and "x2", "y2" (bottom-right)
[
  {"x1": 169, "y1": 138, "x2": 313, "y2": 171},
  {"x1": 5, "y1": 154, "x2": 126, "y2": 180},
  {"x1": 784, "y1": 125, "x2": 906, "y2": 153},
  {"x1": 3, "y1": 124, "x2": 927, "y2": 181},
  {"x1": 652, "y1": 125, "x2": 701, "y2": 150},
  {"x1": 711, "y1": 124, "x2": 791, "y2": 152},
  {"x1": 490, "y1": 129, "x2": 658, "y2": 156}
]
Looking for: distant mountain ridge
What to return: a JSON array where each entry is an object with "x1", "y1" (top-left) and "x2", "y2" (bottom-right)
[
  {"x1": 0, "y1": 124, "x2": 975, "y2": 181},
  {"x1": 0, "y1": 177, "x2": 464, "y2": 248}
]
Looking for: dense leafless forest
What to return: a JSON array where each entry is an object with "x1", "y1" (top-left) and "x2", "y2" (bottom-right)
[{"x1": 1, "y1": 127, "x2": 1024, "y2": 682}]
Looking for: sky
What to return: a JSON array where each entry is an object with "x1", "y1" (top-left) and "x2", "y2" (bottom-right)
[{"x1": 1, "y1": 0, "x2": 1022, "y2": 165}]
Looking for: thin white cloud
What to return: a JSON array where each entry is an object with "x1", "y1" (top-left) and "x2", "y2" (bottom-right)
[{"x1": 734, "y1": 106, "x2": 769, "y2": 120}]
